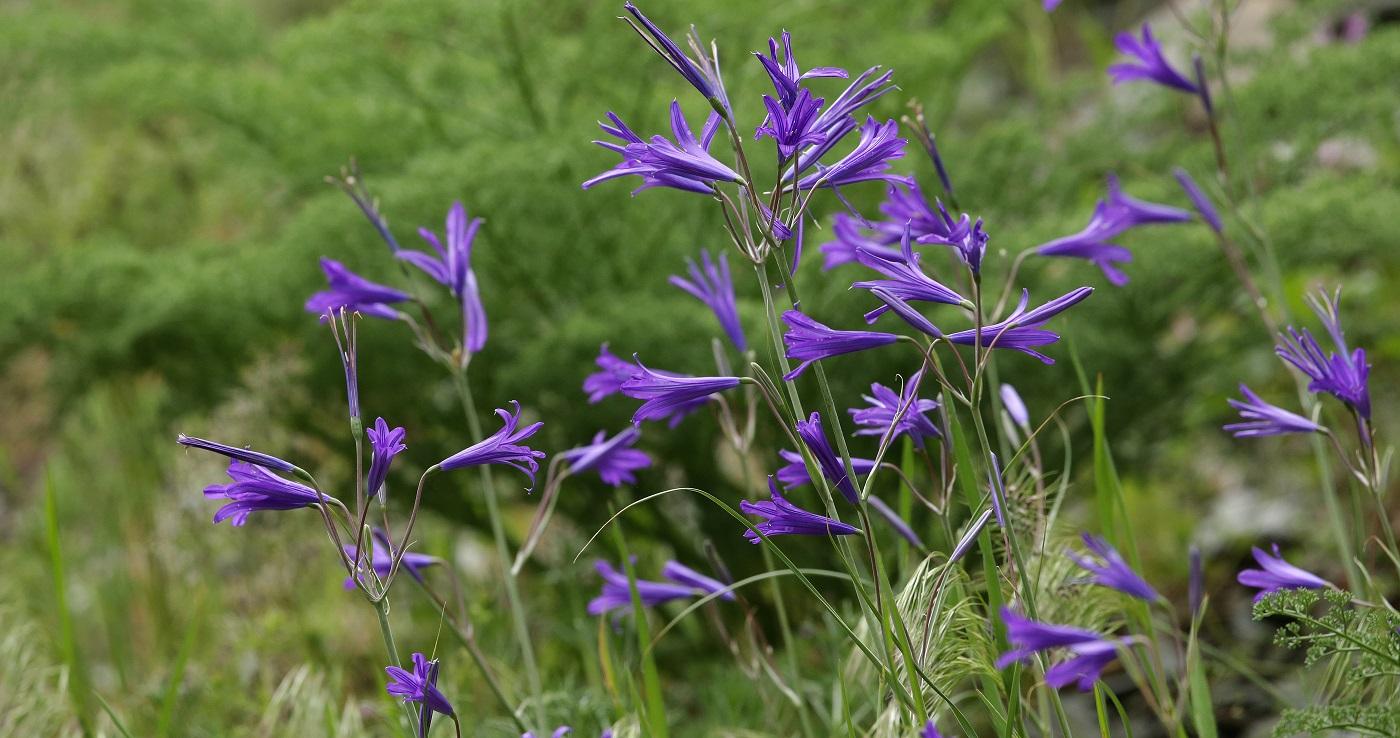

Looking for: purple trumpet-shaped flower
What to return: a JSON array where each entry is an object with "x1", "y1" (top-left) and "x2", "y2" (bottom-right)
[
  {"x1": 1173, "y1": 168, "x2": 1222, "y2": 233},
  {"x1": 854, "y1": 225, "x2": 967, "y2": 323},
  {"x1": 177, "y1": 435, "x2": 297, "y2": 473},
  {"x1": 1237, "y1": 544, "x2": 1331, "y2": 602},
  {"x1": 848, "y1": 370, "x2": 941, "y2": 447},
  {"x1": 438, "y1": 401, "x2": 545, "y2": 489},
  {"x1": 755, "y1": 89, "x2": 828, "y2": 159},
  {"x1": 385, "y1": 652, "x2": 454, "y2": 736},
  {"x1": 781, "y1": 310, "x2": 899, "y2": 380},
  {"x1": 1035, "y1": 175, "x2": 1190, "y2": 285},
  {"x1": 366, "y1": 418, "x2": 406, "y2": 499},
  {"x1": 621, "y1": 3, "x2": 721, "y2": 103},
  {"x1": 587, "y1": 559, "x2": 734, "y2": 615},
  {"x1": 1000, "y1": 384, "x2": 1031, "y2": 431},
  {"x1": 868, "y1": 288, "x2": 944, "y2": 339},
  {"x1": 561, "y1": 428, "x2": 652, "y2": 487},
  {"x1": 584, "y1": 102, "x2": 740, "y2": 195},
  {"x1": 776, "y1": 449, "x2": 876, "y2": 490},
  {"x1": 1069, "y1": 533, "x2": 1160, "y2": 601},
  {"x1": 794, "y1": 412, "x2": 864, "y2": 504},
  {"x1": 343, "y1": 529, "x2": 441, "y2": 589},
  {"x1": 867, "y1": 494, "x2": 923, "y2": 547},
  {"x1": 819, "y1": 213, "x2": 900, "y2": 270},
  {"x1": 741, "y1": 476, "x2": 859, "y2": 542},
  {"x1": 583, "y1": 344, "x2": 638, "y2": 403},
  {"x1": 200, "y1": 460, "x2": 336, "y2": 526},
  {"x1": 1224, "y1": 385, "x2": 1321, "y2": 437},
  {"x1": 620, "y1": 360, "x2": 740, "y2": 426},
  {"x1": 809, "y1": 66, "x2": 896, "y2": 143},
  {"x1": 796, "y1": 117, "x2": 910, "y2": 190},
  {"x1": 304, "y1": 258, "x2": 409, "y2": 321},
  {"x1": 1108, "y1": 24, "x2": 1200, "y2": 94},
  {"x1": 1275, "y1": 289, "x2": 1371, "y2": 418},
  {"x1": 670, "y1": 250, "x2": 746, "y2": 352},
  {"x1": 754, "y1": 30, "x2": 847, "y2": 108},
  {"x1": 947, "y1": 287, "x2": 1093, "y2": 364},
  {"x1": 397, "y1": 202, "x2": 488, "y2": 353},
  {"x1": 997, "y1": 608, "x2": 1136, "y2": 691}
]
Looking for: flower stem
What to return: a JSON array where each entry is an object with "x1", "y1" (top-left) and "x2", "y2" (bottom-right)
[{"x1": 374, "y1": 597, "x2": 420, "y2": 738}]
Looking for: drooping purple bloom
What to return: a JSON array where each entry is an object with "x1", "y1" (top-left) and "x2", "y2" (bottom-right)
[
  {"x1": 796, "y1": 117, "x2": 910, "y2": 190},
  {"x1": 620, "y1": 360, "x2": 740, "y2": 425},
  {"x1": 949, "y1": 508, "x2": 994, "y2": 565},
  {"x1": 438, "y1": 401, "x2": 546, "y2": 490},
  {"x1": 775, "y1": 449, "x2": 876, "y2": 491},
  {"x1": 621, "y1": 3, "x2": 721, "y2": 102},
  {"x1": 366, "y1": 418, "x2": 407, "y2": 499},
  {"x1": 868, "y1": 288, "x2": 944, "y2": 339},
  {"x1": 1035, "y1": 174, "x2": 1190, "y2": 285},
  {"x1": 867, "y1": 493, "x2": 923, "y2": 547},
  {"x1": 1173, "y1": 168, "x2": 1222, "y2": 233},
  {"x1": 996, "y1": 608, "x2": 1135, "y2": 691},
  {"x1": 1108, "y1": 24, "x2": 1200, "y2": 95},
  {"x1": 853, "y1": 225, "x2": 967, "y2": 323},
  {"x1": 304, "y1": 258, "x2": 409, "y2": 321},
  {"x1": 755, "y1": 89, "x2": 828, "y2": 159},
  {"x1": 177, "y1": 435, "x2": 297, "y2": 474},
  {"x1": 1069, "y1": 533, "x2": 1160, "y2": 601},
  {"x1": 397, "y1": 202, "x2": 488, "y2": 353},
  {"x1": 753, "y1": 30, "x2": 847, "y2": 108},
  {"x1": 561, "y1": 428, "x2": 652, "y2": 487},
  {"x1": 343, "y1": 529, "x2": 442, "y2": 589},
  {"x1": 583, "y1": 102, "x2": 740, "y2": 195},
  {"x1": 781, "y1": 310, "x2": 899, "y2": 380},
  {"x1": 201, "y1": 460, "x2": 335, "y2": 527},
  {"x1": 385, "y1": 652, "x2": 455, "y2": 735},
  {"x1": 1224, "y1": 385, "x2": 1321, "y2": 437},
  {"x1": 1237, "y1": 544, "x2": 1331, "y2": 602},
  {"x1": 583, "y1": 344, "x2": 638, "y2": 403},
  {"x1": 794, "y1": 412, "x2": 863, "y2": 504},
  {"x1": 587, "y1": 559, "x2": 734, "y2": 615},
  {"x1": 849, "y1": 370, "x2": 941, "y2": 447},
  {"x1": 669, "y1": 250, "x2": 746, "y2": 351},
  {"x1": 947, "y1": 287, "x2": 1093, "y2": 364},
  {"x1": 1275, "y1": 289, "x2": 1370, "y2": 418},
  {"x1": 1000, "y1": 384, "x2": 1030, "y2": 431},
  {"x1": 740, "y1": 476, "x2": 859, "y2": 542}
]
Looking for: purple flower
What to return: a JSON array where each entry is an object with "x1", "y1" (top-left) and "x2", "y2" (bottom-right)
[
  {"x1": 776, "y1": 449, "x2": 876, "y2": 491},
  {"x1": 583, "y1": 102, "x2": 740, "y2": 195},
  {"x1": 583, "y1": 344, "x2": 637, "y2": 403},
  {"x1": 867, "y1": 493, "x2": 923, "y2": 547},
  {"x1": 781, "y1": 310, "x2": 898, "y2": 380},
  {"x1": 794, "y1": 412, "x2": 864, "y2": 504},
  {"x1": 987, "y1": 452, "x2": 1008, "y2": 528},
  {"x1": 1224, "y1": 385, "x2": 1321, "y2": 437},
  {"x1": 848, "y1": 370, "x2": 941, "y2": 447},
  {"x1": 996, "y1": 608, "x2": 1135, "y2": 691},
  {"x1": 918, "y1": 208, "x2": 989, "y2": 275},
  {"x1": 366, "y1": 418, "x2": 407, "y2": 498},
  {"x1": 201, "y1": 460, "x2": 335, "y2": 527},
  {"x1": 809, "y1": 66, "x2": 896, "y2": 144},
  {"x1": 921, "y1": 720, "x2": 945, "y2": 738},
  {"x1": 740, "y1": 477, "x2": 859, "y2": 542},
  {"x1": 438, "y1": 401, "x2": 545, "y2": 489},
  {"x1": 522, "y1": 729, "x2": 573, "y2": 738},
  {"x1": 755, "y1": 89, "x2": 829, "y2": 159},
  {"x1": 397, "y1": 202, "x2": 488, "y2": 353},
  {"x1": 177, "y1": 435, "x2": 297, "y2": 473},
  {"x1": 1035, "y1": 175, "x2": 1190, "y2": 286},
  {"x1": 587, "y1": 559, "x2": 734, "y2": 615},
  {"x1": 868, "y1": 288, "x2": 944, "y2": 339},
  {"x1": 1108, "y1": 24, "x2": 1200, "y2": 94},
  {"x1": 1173, "y1": 168, "x2": 1222, "y2": 233},
  {"x1": 621, "y1": 3, "x2": 721, "y2": 102},
  {"x1": 947, "y1": 287, "x2": 1093, "y2": 364},
  {"x1": 753, "y1": 30, "x2": 847, "y2": 108},
  {"x1": 1237, "y1": 544, "x2": 1331, "y2": 602},
  {"x1": 385, "y1": 652, "x2": 454, "y2": 735},
  {"x1": 561, "y1": 428, "x2": 652, "y2": 487},
  {"x1": 1000, "y1": 384, "x2": 1031, "y2": 431},
  {"x1": 796, "y1": 118, "x2": 910, "y2": 190},
  {"x1": 950, "y1": 509, "x2": 994, "y2": 565},
  {"x1": 1044, "y1": 0, "x2": 1063, "y2": 11},
  {"x1": 304, "y1": 258, "x2": 409, "y2": 321},
  {"x1": 1069, "y1": 533, "x2": 1160, "y2": 601},
  {"x1": 669, "y1": 250, "x2": 746, "y2": 351},
  {"x1": 819, "y1": 213, "x2": 900, "y2": 270},
  {"x1": 343, "y1": 529, "x2": 441, "y2": 589},
  {"x1": 1275, "y1": 289, "x2": 1370, "y2": 418},
  {"x1": 620, "y1": 360, "x2": 740, "y2": 426},
  {"x1": 853, "y1": 225, "x2": 967, "y2": 323}
]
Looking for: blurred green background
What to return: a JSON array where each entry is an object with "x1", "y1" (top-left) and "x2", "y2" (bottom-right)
[{"x1": 1, "y1": 0, "x2": 1397, "y2": 735}]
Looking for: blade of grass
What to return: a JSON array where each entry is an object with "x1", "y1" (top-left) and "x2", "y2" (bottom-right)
[{"x1": 45, "y1": 468, "x2": 93, "y2": 736}]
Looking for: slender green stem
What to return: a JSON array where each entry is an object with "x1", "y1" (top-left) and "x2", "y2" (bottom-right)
[{"x1": 374, "y1": 597, "x2": 420, "y2": 738}]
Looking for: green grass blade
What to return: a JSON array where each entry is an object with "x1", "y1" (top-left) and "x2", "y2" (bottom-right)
[{"x1": 45, "y1": 468, "x2": 93, "y2": 736}]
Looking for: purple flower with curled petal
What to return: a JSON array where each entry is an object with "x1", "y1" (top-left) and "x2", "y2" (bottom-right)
[
  {"x1": 397, "y1": 202, "x2": 488, "y2": 353},
  {"x1": 343, "y1": 529, "x2": 441, "y2": 590},
  {"x1": 561, "y1": 428, "x2": 652, "y2": 487},
  {"x1": 775, "y1": 449, "x2": 876, "y2": 490},
  {"x1": 365, "y1": 418, "x2": 406, "y2": 499},
  {"x1": 200, "y1": 460, "x2": 336, "y2": 526},
  {"x1": 781, "y1": 310, "x2": 899, "y2": 380},
  {"x1": 587, "y1": 559, "x2": 734, "y2": 615},
  {"x1": 996, "y1": 608, "x2": 1135, "y2": 692},
  {"x1": 849, "y1": 369, "x2": 941, "y2": 447},
  {"x1": 385, "y1": 652, "x2": 454, "y2": 736},
  {"x1": 854, "y1": 225, "x2": 967, "y2": 323},
  {"x1": 177, "y1": 435, "x2": 298, "y2": 474},
  {"x1": 584, "y1": 102, "x2": 740, "y2": 195},
  {"x1": 439, "y1": 401, "x2": 545, "y2": 490},
  {"x1": 1237, "y1": 544, "x2": 1331, "y2": 602},
  {"x1": 917, "y1": 207, "x2": 989, "y2": 275},
  {"x1": 583, "y1": 344, "x2": 637, "y2": 403},
  {"x1": 1000, "y1": 384, "x2": 1030, "y2": 431},
  {"x1": 1173, "y1": 168, "x2": 1222, "y2": 233},
  {"x1": 1224, "y1": 385, "x2": 1321, "y2": 437},
  {"x1": 1275, "y1": 289, "x2": 1370, "y2": 418},
  {"x1": 796, "y1": 118, "x2": 910, "y2": 190},
  {"x1": 947, "y1": 287, "x2": 1093, "y2": 364},
  {"x1": 1069, "y1": 533, "x2": 1160, "y2": 601},
  {"x1": 754, "y1": 30, "x2": 847, "y2": 108},
  {"x1": 755, "y1": 89, "x2": 828, "y2": 159},
  {"x1": 622, "y1": 3, "x2": 720, "y2": 102},
  {"x1": 670, "y1": 250, "x2": 746, "y2": 351},
  {"x1": 620, "y1": 360, "x2": 740, "y2": 426},
  {"x1": 794, "y1": 412, "x2": 863, "y2": 504},
  {"x1": 304, "y1": 258, "x2": 409, "y2": 321},
  {"x1": 741, "y1": 476, "x2": 859, "y2": 542},
  {"x1": 1035, "y1": 175, "x2": 1190, "y2": 285},
  {"x1": 1108, "y1": 24, "x2": 1200, "y2": 94}
]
